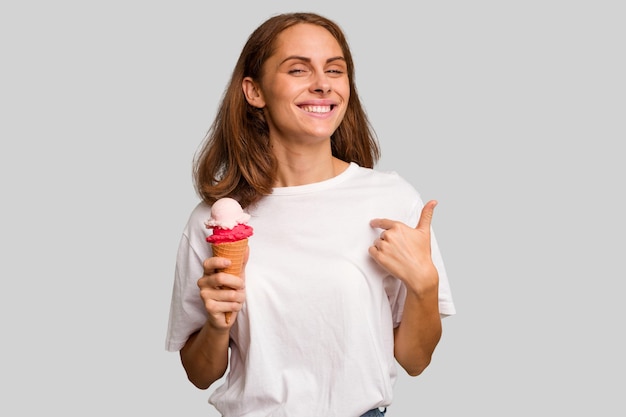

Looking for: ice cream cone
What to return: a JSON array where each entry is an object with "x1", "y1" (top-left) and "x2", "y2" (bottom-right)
[{"x1": 211, "y1": 238, "x2": 248, "y2": 323}]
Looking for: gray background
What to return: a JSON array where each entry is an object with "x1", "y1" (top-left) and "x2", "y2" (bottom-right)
[{"x1": 1, "y1": 0, "x2": 624, "y2": 415}]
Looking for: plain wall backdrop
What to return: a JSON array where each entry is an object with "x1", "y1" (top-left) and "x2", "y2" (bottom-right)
[{"x1": 1, "y1": 0, "x2": 624, "y2": 415}]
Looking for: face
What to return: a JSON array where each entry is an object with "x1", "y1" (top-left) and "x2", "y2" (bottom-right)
[{"x1": 243, "y1": 23, "x2": 350, "y2": 146}]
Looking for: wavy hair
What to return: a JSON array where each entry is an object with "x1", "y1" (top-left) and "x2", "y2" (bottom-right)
[{"x1": 193, "y1": 12, "x2": 380, "y2": 208}]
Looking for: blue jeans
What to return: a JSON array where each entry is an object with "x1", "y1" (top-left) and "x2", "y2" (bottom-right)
[{"x1": 360, "y1": 408, "x2": 387, "y2": 417}]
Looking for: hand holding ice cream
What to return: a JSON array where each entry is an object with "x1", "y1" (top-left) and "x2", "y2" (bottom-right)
[{"x1": 205, "y1": 198, "x2": 253, "y2": 323}]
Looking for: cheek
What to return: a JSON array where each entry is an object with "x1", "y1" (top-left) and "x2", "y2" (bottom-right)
[
  {"x1": 338, "y1": 82, "x2": 350, "y2": 104},
  {"x1": 332, "y1": 80, "x2": 350, "y2": 104},
  {"x1": 263, "y1": 84, "x2": 293, "y2": 106}
]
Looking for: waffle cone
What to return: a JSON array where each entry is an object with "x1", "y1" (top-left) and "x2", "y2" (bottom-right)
[
  {"x1": 211, "y1": 238, "x2": 248, "y2": 324},
  {"x1": 211, "y1": 238, "x2": 248, "y2": 276}
]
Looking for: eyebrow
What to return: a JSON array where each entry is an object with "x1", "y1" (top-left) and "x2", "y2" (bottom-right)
[{"x1": 280, "y1": 55, "x2": 346, "y2": 65}]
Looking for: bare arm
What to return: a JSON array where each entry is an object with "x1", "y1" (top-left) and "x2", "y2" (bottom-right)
[
  {"x1": 392, "y1": 268, "x2": 441, "y2": 376},
  {"x1": 180, "y1": 254, "x2": 248, "y2": 389},
  {"x1": 180, "y1": 323, "x2": 230, "y2": 389},
  {"x1": 369, "y1": 200, "x2": 443, "y2": 376}
]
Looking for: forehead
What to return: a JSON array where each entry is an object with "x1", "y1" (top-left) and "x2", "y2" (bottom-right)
[{"x1": 273, "y1": 23, "x2": 344, "y2": 57}]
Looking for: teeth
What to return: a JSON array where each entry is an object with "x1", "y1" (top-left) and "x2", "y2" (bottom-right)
[{"x1": 301, "y1": 105, "x2": 331, "y2": 113}]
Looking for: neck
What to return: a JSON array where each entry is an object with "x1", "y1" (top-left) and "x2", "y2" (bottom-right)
[{"x1": 274, "y1": 156, "x2": 349, "y2": 187}]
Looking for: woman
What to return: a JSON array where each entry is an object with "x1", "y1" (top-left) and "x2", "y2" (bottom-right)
[{"x1": 165, "y1": 12, "x2": 455, "y2": 417}]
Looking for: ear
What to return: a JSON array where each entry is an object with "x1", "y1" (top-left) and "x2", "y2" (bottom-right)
[{"x1": 242, "y1": 77, "x2": 265, "y2": 108}]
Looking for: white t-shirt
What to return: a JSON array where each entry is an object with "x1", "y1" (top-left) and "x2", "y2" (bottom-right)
[{"x1": 165, "y1": 163, "x2": 456, "y2": 417}]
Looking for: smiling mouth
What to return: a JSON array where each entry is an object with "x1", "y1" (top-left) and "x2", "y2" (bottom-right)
[{"x1": 299, "y1": 105, "x2": 334, "y2": 113}]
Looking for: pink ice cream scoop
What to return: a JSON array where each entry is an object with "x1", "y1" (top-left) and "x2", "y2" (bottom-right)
[
  {"x1": 207, "y1": 224, "x2": 254, "y2": 244},
  {"x1": 205, "y1": 197, "x2": 254, "y2": 243}
]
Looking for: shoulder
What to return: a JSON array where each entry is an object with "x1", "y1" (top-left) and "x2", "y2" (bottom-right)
[
  {"x1": 348, "y1": 163, "x2": 420, "y2": 199},
  {"x1": 181, "y1": 201, "x2": 212, "y2": 245},
  {"x1": 339, "y1": 164, "x2": 424, "y2": 223},
  {"x1": 186, "y1": 200, "x2": 212, "y2": 226}
]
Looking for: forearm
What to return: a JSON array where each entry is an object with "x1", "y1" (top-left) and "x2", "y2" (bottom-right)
[
  {"x1": 394, "y1": 278, "x2": 442, "y2": 376},
  {"x1": 179, "y1": 321, "x2": 231, "y2": 389}
]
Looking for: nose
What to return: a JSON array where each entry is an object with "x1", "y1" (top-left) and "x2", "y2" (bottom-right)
[{"x1": 311, "y1": 72, "x2": 331, "y2": 94}]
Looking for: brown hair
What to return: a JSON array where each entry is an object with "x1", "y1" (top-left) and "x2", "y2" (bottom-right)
[{"x1": 193, "y1": 12, "x2": 380, "y2": 208}]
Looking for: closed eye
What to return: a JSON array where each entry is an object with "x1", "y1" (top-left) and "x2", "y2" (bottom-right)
[{"x1": 288, "y1": 68, "x2": 309, "y2": 75}]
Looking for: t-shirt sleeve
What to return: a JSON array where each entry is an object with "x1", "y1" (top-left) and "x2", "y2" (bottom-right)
[
  {"x1": 430, "y1": 229, "x2": 456, "y2": 317},
  {"x1": 164, "y1": 203, "x2": 212, "y2": 352}
]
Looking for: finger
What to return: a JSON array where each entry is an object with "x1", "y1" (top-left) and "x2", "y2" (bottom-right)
[
  {"x1": 369, "y1": 218, "x2": 394, "y2": 230},
  {"x1": 415, "y1": 200, "x2": 438, "y2": 231},
  {"x1": 217, "y1": 286, "x2": 245, "y2": 303},
  {"x1": 224, "y1": 275, "x2": 246, "y2": 290},
  {"x1": 372, "y1": 236, "x2": 383, "y2": 251},
  {"x1": 203, "y1": 256, "x2": 232, "y2": 273}
]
